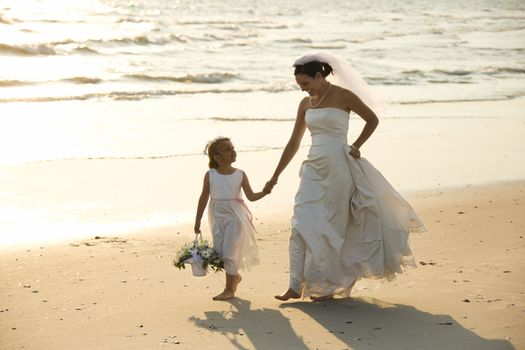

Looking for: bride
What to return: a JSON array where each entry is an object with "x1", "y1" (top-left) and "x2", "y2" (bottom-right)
[{"x1": 264, "y1": 51, "x2": 426, "y2": 301}]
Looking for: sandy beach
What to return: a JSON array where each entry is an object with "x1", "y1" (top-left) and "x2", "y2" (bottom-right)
[
  {"x1": 1, "y1": 1, "x2": 524, "y2": 349},
  {"x1": 1, "y1": 180, "x2": 523, "y2": 350}
]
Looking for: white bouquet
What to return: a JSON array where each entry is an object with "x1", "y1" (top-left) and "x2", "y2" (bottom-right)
[{"x1": 173, "y1": 234, "x2": 223, "y2": 276}]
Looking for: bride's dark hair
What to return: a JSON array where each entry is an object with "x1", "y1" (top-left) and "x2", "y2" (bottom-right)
[{"x1": 294, "y1": 61, "x2": 333, "y2": 78}]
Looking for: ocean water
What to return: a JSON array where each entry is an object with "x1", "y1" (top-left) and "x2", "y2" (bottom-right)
[
  {"x1": 1, "y1": 0, "x2": 524, "y2": 247},
  {"x1": 0, "y1": 0, "x2": 524, "y2": 163}
]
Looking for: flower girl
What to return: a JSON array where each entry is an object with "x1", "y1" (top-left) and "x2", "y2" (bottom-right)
[{"x1": 194, "y1": 137, "x2": 269, "y2": 300}]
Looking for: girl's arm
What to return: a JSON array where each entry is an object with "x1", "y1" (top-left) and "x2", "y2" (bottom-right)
[
  {"x1": 241, "y1": 171, "x2": 267, "y2": 202},
  {"x1": 194, "y1": 171, "x2": 210, "y2": 233},
  {"x1": 344, "y1": 89, "x2": 379, "y2": 158},
  {"x1": 268, "y1": 98, "x2": 308, "y2": 186}
]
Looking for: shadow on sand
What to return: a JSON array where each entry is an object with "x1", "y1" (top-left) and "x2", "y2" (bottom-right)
[
  {"x1": 190, "y1": 296, "x2": 515, "y2": 350},
  {"x1": 189, "y1": 297, "x2": 309, "y2": 349},
  {"x1": 280, "y1": 296, "x2": 515, "y2": 350}
]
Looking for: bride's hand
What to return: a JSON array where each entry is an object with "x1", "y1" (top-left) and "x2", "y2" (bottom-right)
[
  {"x1": 349, "y1": 145, "x2": 361, "y2": 159},
  {"x1": 264, "y1": 178, "x2": 277, "y2": 192}
]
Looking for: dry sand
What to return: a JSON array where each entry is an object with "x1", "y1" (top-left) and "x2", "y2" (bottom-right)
[{"x1": 1, "y1": 181, "x2": 524, "y2": 349}]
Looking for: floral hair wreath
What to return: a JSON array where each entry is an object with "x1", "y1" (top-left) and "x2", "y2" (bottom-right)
[{"x1": 203, "y1": 136, "x2": 230, "y2": 155}]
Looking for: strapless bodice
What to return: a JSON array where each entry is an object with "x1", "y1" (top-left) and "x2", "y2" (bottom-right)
[{"x1": 305, "y1": 107, "x2": 349, "y2": 144}]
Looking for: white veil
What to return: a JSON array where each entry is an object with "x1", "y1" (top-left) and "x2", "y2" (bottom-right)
[{"x1": 294, "y1": 51, "x2": 385, "y2": 117}]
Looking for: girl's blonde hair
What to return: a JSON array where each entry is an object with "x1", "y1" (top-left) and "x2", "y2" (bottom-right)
[{"x1": 204, "y1": 137, "x2": 231, "y2": 168}]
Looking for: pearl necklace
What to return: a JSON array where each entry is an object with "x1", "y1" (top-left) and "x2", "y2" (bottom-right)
[{"x1": 309, "y1": 82, "x2": 331, "y2": 108}]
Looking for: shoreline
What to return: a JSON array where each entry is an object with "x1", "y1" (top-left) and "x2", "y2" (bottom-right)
[
  {"x1": 1, "y1": 96, "x2": 524, "y2": 249},
  {"x1": 1, "y1": 180, "x2": 523, "y2": 349},
  {"x1": 1, "y1": 167, "x2": 524, "y2": 252},
  {"x1": 1, "y1": 148, "x2": 524, "y2": 251}
]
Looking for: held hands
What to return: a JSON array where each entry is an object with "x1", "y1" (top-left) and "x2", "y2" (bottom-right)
[
  {"x1": 349, "y1": 145, "x2": 361, "y2": 159},
  {"x1": 263, "y1": 177, "x2": 278, "y2": 194},
  {"x1": 262, "y1": 181, "x2": 273, "y2": 195},
  {"x1": 262, "y1": 185, "x2": 272, "y2": 195}
]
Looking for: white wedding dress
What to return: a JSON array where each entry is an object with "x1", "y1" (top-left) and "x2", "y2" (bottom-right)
[{"x1": 290, "y1": 107, "x2": 426, "y2": 297}]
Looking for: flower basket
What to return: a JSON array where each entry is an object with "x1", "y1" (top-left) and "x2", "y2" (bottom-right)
[
  {"x1": 188, "y1": 255, "x2": 207, "y2": 276},
  {"x1": 173, "y1": 233, "x2": 223, "y2": 276}
]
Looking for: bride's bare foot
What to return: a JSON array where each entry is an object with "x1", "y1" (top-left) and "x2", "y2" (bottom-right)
[
  {"x1": 213, "y1": 289, "x2": 235, "y2": 301},
  {"x1": 274, "y1": 288, "x2": 301, "y2": 301},
  {"x1": 309, "y1": 294, "x2": 334, "y2": 302}
]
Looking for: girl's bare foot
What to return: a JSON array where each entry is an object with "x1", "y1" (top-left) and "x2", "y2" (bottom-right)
[
  {"x1": 309, "y1": 294, "x2": 334, "y2": 302},
  {"x1": 274, "y1": 288, "x2": 301, "y2": 301},
  {"x1": 213, "y1": 273, "x2": 242, "y2": 300},
  {"x1": 213, "y1": 289, "x2": 235, "y2": 301},
  {"x1": 232, "y1": 274, "x2": 242, "y2": 292}
]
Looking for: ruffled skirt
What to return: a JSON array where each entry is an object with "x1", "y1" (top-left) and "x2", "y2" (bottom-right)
[
  {"x1": 209, "y1": 200, "x2": 259, "y2": 275},
  {"x1": 291, "y1": 141, "x2": 426, "y2": 297}
]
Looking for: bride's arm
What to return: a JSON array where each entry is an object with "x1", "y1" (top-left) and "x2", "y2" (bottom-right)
[
  {"x1": 344, "y1": 89, "x2": 379, "y2": 152},
  {"x1": 268, "y1": 99, "x2": 308, "y2": 186}
]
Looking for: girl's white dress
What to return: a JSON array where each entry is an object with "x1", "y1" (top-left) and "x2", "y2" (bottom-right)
[
  {"x1": 208, "y1": 168, "x2": 259, "y2": 275},
  {"x1": 290, "y1": 107, "x2": 426, "y2": 297}
]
